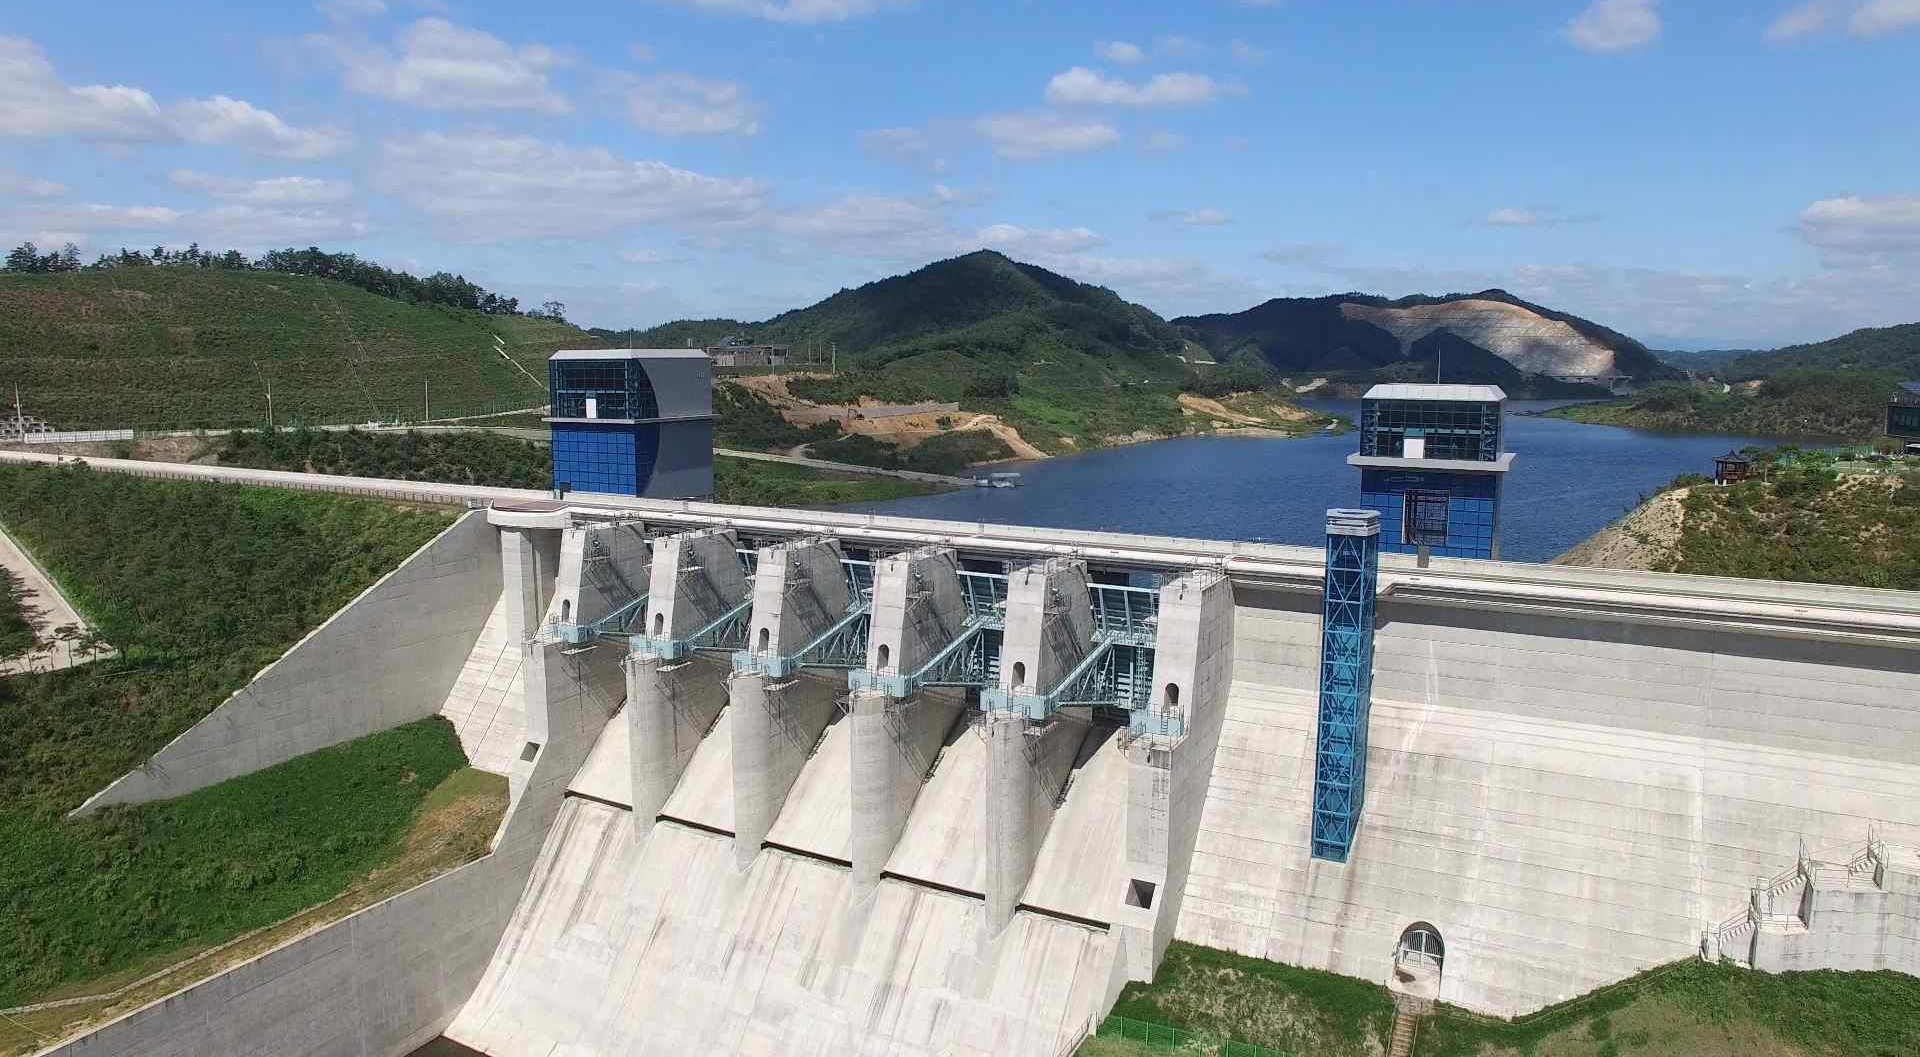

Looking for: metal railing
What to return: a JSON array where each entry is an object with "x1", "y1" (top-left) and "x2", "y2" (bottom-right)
[{"x1": 1091, "y1": 1015, "x2": 1293, "y2": 1055}]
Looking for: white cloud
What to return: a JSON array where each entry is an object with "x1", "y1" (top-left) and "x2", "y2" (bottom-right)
[
  {"x1": 1095, "y1": 40, "x2": 1145, "y2": 64},
  {"x1": 974, "y1": 112, "x2": 1120, "y2": 158},
  {"x1": 1562, "y1": 0, "x2": 1662, "y2": 53},
  {"x1": 316, "y1": 0, "x2": 388, "y2": 20},
  {"x1": 1045, "y1": 67, "x2": 1226, "y2": 108},
  {"x1": 0, "y1": 171, "x2": 67, "y2": 198},
  {"x1": 1764, "y1": 1, "x2": 1920, "y2": 41},
  {"x1": 168, "y1": 171, "x2": 353, "y2": 206},
  {"x1": 1851, "y1": 0, "x2": 1920, "y2": 36},
  {"x1": 1, "y1": 200, "x2": 369, "y2": 247},
  {"x1": 374, "y1": 130, "x2": 766, "y2": 239},
  {"x1": 315, "y1": 18, "x2": 571, "y2": 114},
  {"x1": 1766, "y1": 0, "x2": 1845, "y2": 40},
  {"x1": 1486, "y1": 207, "x2": 1541, "y2": 227},
  {"x1": 1797, "y1": 194, "x2": 1920, "y2": 264},
  {"x1": 1140, "y1": 130, "x2": 1186, "y2": 155},
  {"x1": 858, "y1": 126, "x2": 949, "y2": 172},
  {"x1": 645, "y1": 0, "x2": 915, "y2": 24},
  {"x1": 621, "y1": 249, "x2": 680, "y2": 264},
  {"x1": 0, "y1": 37, "x2": 346, "y2": 158},
  {"x1": 169, "y1": 97, "x2": 349, "y2": 159},
  {"x1": 1149, "y1": 208, "x2": 1231, "y2": 226},
  {"x1": 1229, "y1": 40, "x2": 1266, "y2": 65},
  {"x1": 616, "y1": 72, "x2": 762, "y2": 136},
  {"x1": 1153, "y1": 34, "x2": 1208, "y2": 60},
  {"x1": 974, "y1": 224, "x2": 1105, "y2": 255}
]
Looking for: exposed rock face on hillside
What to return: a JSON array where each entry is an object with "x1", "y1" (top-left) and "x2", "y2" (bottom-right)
[{"x1": 1341, "y1": 299, "x2": 1621, "y2": 379}]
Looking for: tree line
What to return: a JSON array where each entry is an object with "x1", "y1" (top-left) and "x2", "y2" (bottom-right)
[{"x1": 0, "y1": 241, "x2": 565, "y2": 320}]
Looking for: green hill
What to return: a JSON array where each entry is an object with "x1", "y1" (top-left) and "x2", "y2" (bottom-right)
[
  {"x1": 1172, "y1": 290, "x2": 1671, "y2": 395},
  {"x1": 1545, "y1": 369, "x2": 1899, "y2": 441},
  {"x1": 0, "y1": 269, "x2": 599, "y2": 430},
  {"x1": 1723, "y1": 322, "x2": 1920, "y2": 381},
  {"x1": 600, "y1": 250, "x2": 1272, "y2": 451}
]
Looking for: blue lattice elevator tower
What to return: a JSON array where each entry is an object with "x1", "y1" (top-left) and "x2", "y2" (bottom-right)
[
  {"x1": 1312, "y1": 509, "x2": 1381, "y2": 863},
  {"x1": 1347, "y1": 384, "x2": 1515, "y2": 560},
  {"x1": 547, "y1": 349, "x2": 714, "y2": 499}
]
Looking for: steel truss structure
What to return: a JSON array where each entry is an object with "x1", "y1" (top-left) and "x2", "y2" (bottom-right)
[{"x1": 1311, "y1": 510, "x2": 1381, "y2": 863}]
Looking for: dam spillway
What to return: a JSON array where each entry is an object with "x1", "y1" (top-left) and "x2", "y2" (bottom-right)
[{"x1": 16, "y1": 452, "x2": 1920, "y2": 1057}]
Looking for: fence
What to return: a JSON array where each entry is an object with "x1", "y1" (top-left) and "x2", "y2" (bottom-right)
[{"x1": 1090, "y1": 1016, "x2": 1291, "y2": 1056}]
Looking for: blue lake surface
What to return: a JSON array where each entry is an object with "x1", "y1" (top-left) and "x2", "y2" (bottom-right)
[{"x1": 835, "y1": 401, "x2": 1782, "y2": 564}]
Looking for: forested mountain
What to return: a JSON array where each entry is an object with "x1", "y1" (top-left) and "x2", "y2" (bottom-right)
[
  {"x1": 597, "y1": 249, "x2": 1190, "y2": 369},
  {"x1": 1723, "y1": 323, "x2": 1920, "y2": 381},
  {"x1": 1172, "y1": 290, "x2": 1671, "y2": 394}
]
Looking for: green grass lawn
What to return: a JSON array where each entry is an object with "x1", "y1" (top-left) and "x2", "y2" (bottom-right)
[
  {"x1": 1416, "y1": 960, "x2": 1920, "y2": 1057},
  {"x1": 1079, "y1": 945, "x2": 1920, "y2": 1057},
  {"x1": 1101, "y1": 942, "x2": 1395, "y2": 1056}
]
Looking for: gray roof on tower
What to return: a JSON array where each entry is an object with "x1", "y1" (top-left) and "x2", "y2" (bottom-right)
[
  {"x1": 1362, "y1": 383, "x2": 1507, "y2": 402},
  {"x1": 548, "y1": 348, "x2": 712, "y2": 361}
]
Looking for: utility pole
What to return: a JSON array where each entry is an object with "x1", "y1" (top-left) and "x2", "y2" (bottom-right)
[
  {"x1": 831, "y1": 342, "x2": 837, "y2": 375},
  {"x1": 423, "y1": 379, "x2": 431, "y2": 422},
  {"x1": 251, "y1": 361, "x2": 273, "y2": 429}
]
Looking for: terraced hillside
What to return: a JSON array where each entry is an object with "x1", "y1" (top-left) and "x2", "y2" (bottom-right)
[{"x1": 0, "y1": 269, "x2": 598, "y2": 429}]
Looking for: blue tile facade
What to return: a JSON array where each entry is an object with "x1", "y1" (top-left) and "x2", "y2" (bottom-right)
[
  {"x1": 552, "y1": 421, "x2": 660, "y2": 496},
  {"x1": 1359, "y1": 469, "x2": 1500, "y2": 559}
]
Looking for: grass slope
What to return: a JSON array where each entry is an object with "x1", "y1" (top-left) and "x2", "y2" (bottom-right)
[
  {"x1": 1547, "y1": 369, "x2": 1896, "y2": 441},
  {"x1": 1662, "y1": 458, "x2": 1920, "y2": 589},
  {"x1": 0, "y1": 717, "x2": 470, "y2": 1009},
  {"x1": 1089, "y1": 944, "x2": 1920, "y2": 1057},
  {"x1": 0, "y1": 269, "x2": 599, "y2": 429}
]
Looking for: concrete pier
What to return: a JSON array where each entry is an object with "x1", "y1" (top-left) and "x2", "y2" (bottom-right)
[
  {"x1": 548, "y1": 520, "x2": 649, "y2": 633},
  {"x1": 983, "y1": 558, "x2": 1097, "y2": 935},
  {"x1": 730, "y1": 537, "x2": 851, "y2": 868},
  {"x1": 643, "y1": 526, "x2": 747, "y2": 640},
  {"x1": 1118, "y1": 570, "x2": 1234, "y2": 980},
  {"x1": 625, "y1": 651, "x2": 725, "y2": 822},
  {"x1": 850, "y1": 547, "x2": 972, "y2": 896}
]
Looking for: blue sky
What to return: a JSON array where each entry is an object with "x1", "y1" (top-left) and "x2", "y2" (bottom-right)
[{"x1": 2, "y1": 0, "x2": 1916, "y2": 347}]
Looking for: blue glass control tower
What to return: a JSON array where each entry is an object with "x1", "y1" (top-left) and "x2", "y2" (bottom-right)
[
  {"x1": 547, "y1": 349, "x2": 714, "y2": 499},
  {"x1": 1347, "y1": 384, "x2": 1514, "y2": 560}
]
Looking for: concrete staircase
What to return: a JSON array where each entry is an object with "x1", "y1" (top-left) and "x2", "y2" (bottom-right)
[{"x1": 1705, "y1": 840, "x2": 1920, "y2": 973}]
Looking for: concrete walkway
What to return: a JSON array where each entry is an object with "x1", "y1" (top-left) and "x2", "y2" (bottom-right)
[{"x1": 0, "y1": 521, "x2": 112, "y2": 676}]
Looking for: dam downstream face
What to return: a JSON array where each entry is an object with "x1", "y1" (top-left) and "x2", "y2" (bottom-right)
[{"x1": 836, "y1": 402, "x2": 1783, "y2": 562}]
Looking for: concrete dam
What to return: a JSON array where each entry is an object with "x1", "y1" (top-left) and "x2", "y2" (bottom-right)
[{"x1": 26, "y1": 455, "x2": 1920, "y2": 1057}]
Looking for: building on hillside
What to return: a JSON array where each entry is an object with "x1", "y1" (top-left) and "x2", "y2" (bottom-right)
[
  {"x1": 546, "y1": 349, "x2": 713, "y2": 499},
  {"x1": 1888, "y1": 381, "x2": 1920, "y2": 442},
  {"x1": 704, "y1": 337, "x2": 791, "y2": 369},
  {"x1": 1347, "y1": 383, "x2": 1515, "y2": 560}
]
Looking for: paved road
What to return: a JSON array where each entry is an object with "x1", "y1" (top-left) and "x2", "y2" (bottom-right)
[{"x1": 713, "y1": 448, "x2": 974, "y2": 486}]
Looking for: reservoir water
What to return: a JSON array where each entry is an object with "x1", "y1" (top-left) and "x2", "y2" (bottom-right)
[{"x1": 836, "y1": 401, "x2": 1782, "y2": 564}]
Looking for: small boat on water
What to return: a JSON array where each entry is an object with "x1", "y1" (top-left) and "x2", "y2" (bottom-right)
[{"x1": 973, "y1": 471, "x2": 1024, "y2": 488}]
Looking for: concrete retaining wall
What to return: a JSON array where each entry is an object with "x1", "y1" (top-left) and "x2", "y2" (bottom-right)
[
  {"x1": 75, "y1": 511, "x2": 502, "y2": 815},
  {"x1": 1180, "y1": 584, "x2": 1920, "y2": 1016}
]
